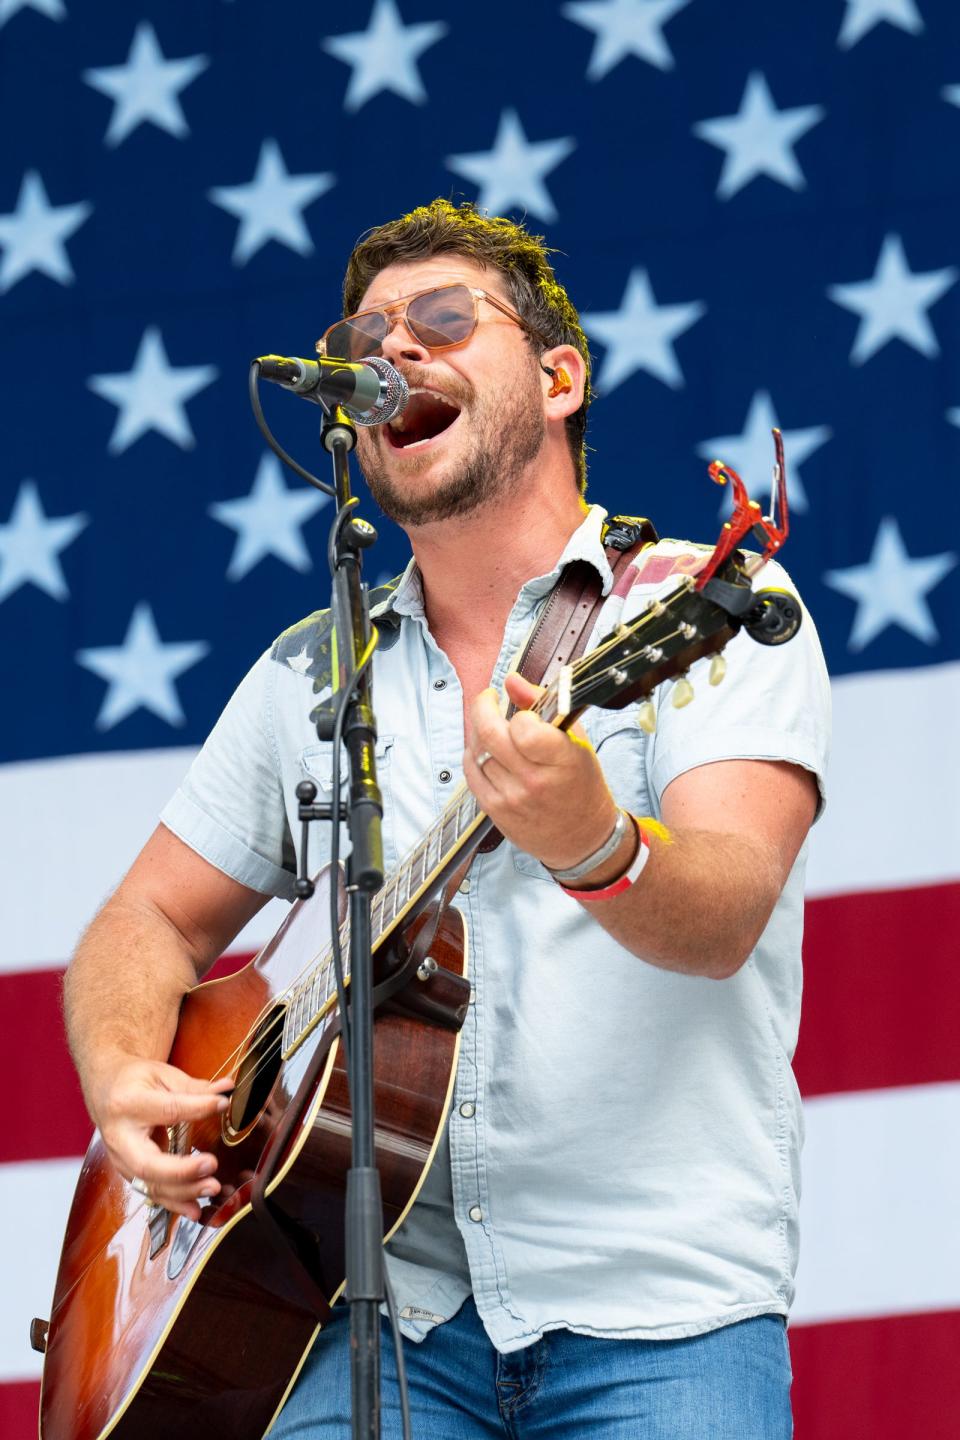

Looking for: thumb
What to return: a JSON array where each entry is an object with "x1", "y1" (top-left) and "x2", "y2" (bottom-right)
[{"x1": 504, "y1": 671, "x2": 544, "y2": 712}]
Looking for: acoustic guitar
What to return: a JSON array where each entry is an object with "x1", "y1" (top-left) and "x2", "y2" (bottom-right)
[{"x1": 35, "y1": 451, "x2": 800, "y2": 1440}]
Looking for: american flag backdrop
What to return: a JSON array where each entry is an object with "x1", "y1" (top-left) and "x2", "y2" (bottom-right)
[{"x1": 1, "y1": 0, "x2": 958, "y2": 1435}]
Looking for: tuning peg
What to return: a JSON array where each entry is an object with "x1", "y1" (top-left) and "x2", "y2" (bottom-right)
[
  {"x1": 672, "y1": 676, "x2": 694, "y2": 709},
  {"x1": 636, "y1": 700, "x2": 657, "y2": 734},
  {"x1": 709, "y1": 654, "x2": 726, "y2": 687}
]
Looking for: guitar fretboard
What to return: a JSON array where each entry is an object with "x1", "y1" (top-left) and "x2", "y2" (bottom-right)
[{"x1": 280, "y1": 781, "x2": 485, "y2": 1057}]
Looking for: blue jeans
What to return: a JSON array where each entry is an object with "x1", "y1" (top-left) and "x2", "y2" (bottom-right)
[{"x1": 271, "y1": 1299, "x2": 793, "y2": 1438}]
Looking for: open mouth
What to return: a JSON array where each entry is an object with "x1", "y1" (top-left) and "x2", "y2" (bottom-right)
[{"x1": 385, "y1": 388, "x2": 462, "y2": 450}]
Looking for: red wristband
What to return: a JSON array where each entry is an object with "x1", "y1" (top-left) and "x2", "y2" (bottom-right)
[{"x1": 560, "y1": 819, "x2": 651, "y2": 903}]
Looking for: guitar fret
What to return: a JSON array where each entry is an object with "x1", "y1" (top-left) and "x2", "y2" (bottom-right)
[
  {"x1": 428, "y1": 822, "x2": 442, "y2": 876},
  {"x1": 292, "y1": 982, "x2": 306, "y2": 1043},
  {"x1": 381, "y1": 878, "x2": 398, "y2": 926},
  {"x1": 440, "y1": 810, "x2": 458, "y2": 855},
  {"x1": 458, "y1": 791, "x2": 476, "y2": 834},
  {"x1": 410, "y1": 841, "x2": 427, "y2": 894}
]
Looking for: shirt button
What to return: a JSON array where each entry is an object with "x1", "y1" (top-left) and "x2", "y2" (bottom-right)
[
  {"x1": 468, "y1": 1204, "x2": 483, "y2": 1223},
  {"x1": 438, "y1": 769, "x2": 452, "y2": 783},
  {"x1": 433, "y1": 678, "x2": 447, "y2": 690},
  {"x1": 469, "y1": 988, "x2": 476, "y2": 1004},
  {"x1": 459, "y1": 878, "x2": 471, "y2": 894},
  {"x1": 459, "y1": 1101, "x2": 476, "y2": 1118}
]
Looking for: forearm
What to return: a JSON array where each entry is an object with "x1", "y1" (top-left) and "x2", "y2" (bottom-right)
[
  {"x1": 568, "y1": 820, "x2": 782, "y2": 979},
  {"x1": 64, "y1": 898, "x2": 201, "y2": 1116}
]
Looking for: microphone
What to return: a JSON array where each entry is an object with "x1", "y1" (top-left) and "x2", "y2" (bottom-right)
[{"x1": 255, "y1": 353, "x2": 408, "y2": 426}]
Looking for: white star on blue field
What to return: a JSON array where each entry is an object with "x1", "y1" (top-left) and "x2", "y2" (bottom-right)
[
  {"x1": 693, "y1": 72, "x2": 825, "y2": 199},
  {"x1": 824, "y1": 518, "x2": 956, "y2": 651},
  {"x1": 83, "y1": 21, "x2": 209, "y2": 146},
  {"x1": 583, "y1": 268, "x2": 706, "y2": 391},
  {"x1": 0, "y1": 0, "x2": 65, "y2": 26},
  {"x1": 0, "y1": 480, "x2": 87, "y2": 603},
  {"x1": 696, "y1": 392, "x2": 830, "y2": 516},
  {"x1": 87, "y1": 328, "x2": 218, "y2": 453},
  {"x1": 837, "y1": 0, "x2": 924, "y2": 49},
  {"x1": 562, "y1": 0, "x2": 693, "y2": 77},
  {"x1": 208, "y1": 454, "x2": 329, "y2": 580},
  {"x1": 322, "y1": 0, "x2": 447, "y2": 110},
  {"x1": 209, "y1": 140, "x2": 336, "y2": 265},
  {"x1": 76, "y1": 602, "x2": 210, "y2": 730},
  {"x1": 446, "y1": 110, "x2": 576, "y2": 223},
  {"x1": 827, "y1": 234, "x2": 957, "y2": 364},
  {"x1": 0, "y1": 171, "x2": 91, "y2": 292}
]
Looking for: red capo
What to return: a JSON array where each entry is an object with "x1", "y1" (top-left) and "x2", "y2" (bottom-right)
[{"x1": 695, "y1": 427, "x2": 790, "y2": 590}]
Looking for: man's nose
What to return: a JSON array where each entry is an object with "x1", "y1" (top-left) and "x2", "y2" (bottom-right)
[{"x1": 379, "y1": 313, "x2": 430, "y2": 365}]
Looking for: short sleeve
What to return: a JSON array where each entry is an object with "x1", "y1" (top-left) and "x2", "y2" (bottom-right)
[
  {"x1": 160, "y1": 649, "x2": 298, "y2": 899},
  {"x1": 645, "y1": 561, "x2": 831, "y2": 816}
]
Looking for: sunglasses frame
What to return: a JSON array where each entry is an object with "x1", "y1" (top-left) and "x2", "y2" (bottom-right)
[{"x1": 315, "y1": 283, "x2": 551, "y2": 360}]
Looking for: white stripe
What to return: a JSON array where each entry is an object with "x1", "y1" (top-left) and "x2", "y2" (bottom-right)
[
  {"x1": 806, "y1": 659, "x2": 960, "y2": 898},
  {"x1": 792, "y1": 1082, "x2": 960, "y2": 1325},
  {"x1": 2, "y1": 1084, "x2": 957, "y2": 1382},
  {"x1": 0, "y1": 1156, "x2": 82, "y2": 1382},
  {"x1": 1, "y1": 748, "x2": 287, "y2": 975},
  {"x1": 3, "y1": 660, "x2": 958, "y2": 973}
]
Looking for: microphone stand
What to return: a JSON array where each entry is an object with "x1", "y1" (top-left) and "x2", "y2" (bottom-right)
[{"x1": 314, "y1": 402, "x2": 386, "y2": 1439}]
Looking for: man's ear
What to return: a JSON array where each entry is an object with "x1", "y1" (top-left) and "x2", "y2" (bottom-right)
[{"x1": 540, "y1": 345, "x2": 586, "y2": 416}]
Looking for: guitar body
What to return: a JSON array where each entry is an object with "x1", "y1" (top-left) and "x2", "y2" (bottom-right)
[{"x1": 40, "y1": 866, "x2": 470, "y2": 1440}]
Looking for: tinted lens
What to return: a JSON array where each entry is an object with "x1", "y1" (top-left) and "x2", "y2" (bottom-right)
[
  {"x1": 325, "y1": 313, "x2": 389, "y2": 361},
  {"x1": 406, "y1": 285, "x2": 476, "y2": 348}
]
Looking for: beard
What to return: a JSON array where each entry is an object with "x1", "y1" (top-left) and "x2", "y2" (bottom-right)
[{"x1": 355, "y1": 359, "x2": 545, "y2": 528}]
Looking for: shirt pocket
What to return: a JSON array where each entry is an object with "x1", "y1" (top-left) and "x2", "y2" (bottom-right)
[
  {"x1": 512, "y1": 709, "x2": 654, "y2": 882},
  {"x1": 298, "y1": 733, "x2": 398, "y2": 874}
]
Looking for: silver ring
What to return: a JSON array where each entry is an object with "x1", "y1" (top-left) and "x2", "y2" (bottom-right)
[
  {"x1": 130, "y1": 1176, "x2": 150, "y2": 1198},
  {"x1": 475, "y1": 750, "x2": 493, "y2": 770}
]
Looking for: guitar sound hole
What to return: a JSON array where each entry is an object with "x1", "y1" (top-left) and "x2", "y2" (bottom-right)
[{"x1": 224, "y1": 1005, "x2": 286, "y2": 1143}]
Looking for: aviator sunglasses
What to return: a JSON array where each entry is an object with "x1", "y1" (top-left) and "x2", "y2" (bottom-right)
[{"x1": 316, "y1": 282, "x2": 550, "y2": 362}]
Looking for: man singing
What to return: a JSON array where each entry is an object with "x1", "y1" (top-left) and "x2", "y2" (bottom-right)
[{"x1": 64, "y1": 199, "x2": 830, "y2": 1437}]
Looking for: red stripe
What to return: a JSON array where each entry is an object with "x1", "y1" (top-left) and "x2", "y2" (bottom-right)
[
  {"x1": 790, "y1": 1310, "x2": 960, "y2": 1440},
  {"x1": 6, "y1": 882, "x2": 960, "y2": 1159},
  {"x1": 4, "y1": 969, "x2": 91, "y2": 1163},
  {"x1": 796, "y1": 880, "x2": 960, "y2": 1098},
  {"x1": 1, "y1": 951, "x2": 255, "y2": 1165},
  {"x1": 0, "y1": 1380, "x2": 39, "y2": 1440}
]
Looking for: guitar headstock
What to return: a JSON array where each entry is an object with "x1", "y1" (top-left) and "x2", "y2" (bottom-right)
[{"x1": 538, "y1": 430, "x2": 802, "y2": 728}]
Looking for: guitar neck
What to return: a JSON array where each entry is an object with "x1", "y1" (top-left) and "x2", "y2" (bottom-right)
[{"x1": 369, "y1": 783, "x2": 492, "y2": 950}]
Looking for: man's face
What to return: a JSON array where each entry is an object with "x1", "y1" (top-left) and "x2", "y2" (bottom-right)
[{"x1": 349, "y1": 256, "x2": 546, "y2": 528}]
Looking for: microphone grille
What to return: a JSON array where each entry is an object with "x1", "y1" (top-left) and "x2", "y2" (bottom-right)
[{"x1": 353, "y1": 357, "x2": 409, "y2": 426}]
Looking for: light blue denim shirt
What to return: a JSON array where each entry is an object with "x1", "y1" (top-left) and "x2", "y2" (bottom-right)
[{"x1": 161, "y1": 505, "x2": 830, "y2": 1353}]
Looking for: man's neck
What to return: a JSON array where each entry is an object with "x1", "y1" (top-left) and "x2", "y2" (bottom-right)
[{"x1": 404, "y1": 482, "x2": 589, "y2": 646}]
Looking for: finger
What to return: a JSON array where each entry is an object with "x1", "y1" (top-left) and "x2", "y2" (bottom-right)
[
  {"x1": 121, "y1": 1086, "x2": 232, "y2": 1127},
  {"x1": 469, "y1": 691, "x2": 512, "y2": 767},
  {"x1": 155, "y1": 1063, "x2": 235, "y2": 1094},
  {"x1": 112, "y1": 1128, "x2": 220, "y2": 1186},
  {"x1": 122, "y1": 1140, "x2": 223, "y2": 1217},
  {"x1": 503, "y1": 672, "x2": 544, "y2": 711}
]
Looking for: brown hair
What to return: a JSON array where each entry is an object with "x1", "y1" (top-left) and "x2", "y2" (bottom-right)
[{"x1": 343, "y1": 199, "x2": 592, "y2": 494}]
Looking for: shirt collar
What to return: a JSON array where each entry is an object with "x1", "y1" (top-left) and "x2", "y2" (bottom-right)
[{"x1": 369, "y1": 504, "x2": 615, "y2": 623}]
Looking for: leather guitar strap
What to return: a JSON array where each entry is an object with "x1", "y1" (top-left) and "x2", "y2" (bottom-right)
[{"x1": 474, "y1": 514, "x2": 658, "y2": 855}]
